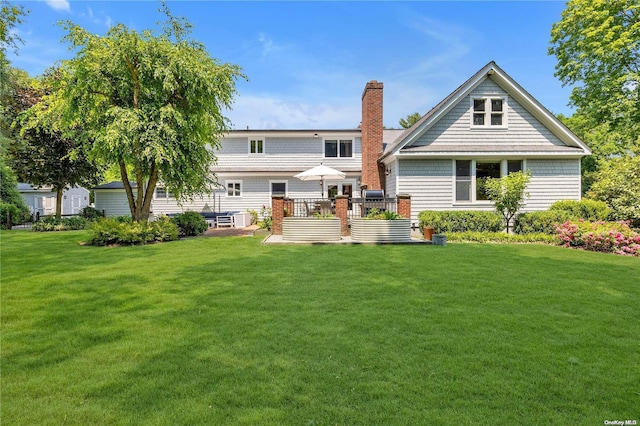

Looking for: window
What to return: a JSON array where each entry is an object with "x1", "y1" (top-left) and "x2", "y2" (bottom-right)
[
  {"x1": 455, "y1": 159, "x2": 524, "y2": 202},
  {"x1": 155, "y1": 187, "x2": 174, "y2": 199},
  {"x1": 475, "y1": 161, "x2": 501, "y2": 200},
  {"x1": 270, "y1": 181, "x2": 287, "y2": 197},
  {"x1": 456, "y1": 160, "x2": 471, "y2": 202},
  {"x1": 226, "y1": 181, "x2": 242, "y2": 197},
  {"x1": 324, "y1": 139, "x2": 353, "y2": 158},
  {"x1": 507, "y1": 160, "x2": 523, "y2": 174},
  {"x1": 249, "y1": 138, "x2": 264, "y2": 154},
  {"x1": 472, "y1": 97, "x2": 506, "y2": 128}
]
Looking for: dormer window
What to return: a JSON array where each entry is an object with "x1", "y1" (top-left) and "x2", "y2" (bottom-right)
[{"x1": 472, "y1": 97, "x2": 507, "y2": 128}]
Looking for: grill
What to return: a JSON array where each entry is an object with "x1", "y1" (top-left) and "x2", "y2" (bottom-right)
[{"x1": 361, "y1": 189, "x2": 386, "y2": 216}]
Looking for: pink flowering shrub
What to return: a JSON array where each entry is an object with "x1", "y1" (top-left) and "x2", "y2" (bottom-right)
[{"x1": 555, "y1": 220, "x2": 640, "y2": 256}]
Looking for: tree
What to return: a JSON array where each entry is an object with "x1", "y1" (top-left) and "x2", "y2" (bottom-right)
[
  {"x1": 0, "y1": 156, "x2": 29, "y2": 228},
  {"x1": 399, "y1": 112, "x2": 421, "y2": 129},
  {"x1": 485, "y1": 170, "x2": 531, "y2": 233},
  {"x1": 41, "y1": 6, "x2": 245, "y2": 221},
  {"x1": 1, "y1": 1, "x2": 28, "y2": 98},
  {"x1": 549, "y1": 0, "x2": 640, "y2": 146},
  {"x1": 587, "y1": 155, "x2": 640, "y2": 227},
  {"x1": 5, "y1": 69, "x2": 101, "y2": 218}
]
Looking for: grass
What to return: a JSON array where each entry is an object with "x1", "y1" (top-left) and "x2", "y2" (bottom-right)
[{"x1": 1, "y1": 230, "x2": 639, "y2": 425}]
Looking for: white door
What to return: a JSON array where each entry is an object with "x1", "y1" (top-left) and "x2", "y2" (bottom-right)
[{"x1": 71, "y1": 196, "x2": 82, "y2": 214}]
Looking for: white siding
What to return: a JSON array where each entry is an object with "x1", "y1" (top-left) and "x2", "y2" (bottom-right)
[
  {"x1": 214, "y1": 136, "x2": 362, "y2": 172},
  {"x1": 524, "y1": 159, "x2": 581, "y2": 211},
  {"x1": 385, "y1": 160, "x2": 398, "y2": 198},
  {"x1": 413, "y1": 78, "x2": 566, "y2": 149},
  {"x1": 94, "y1": 191, "x2": 131, "y2": 217}
]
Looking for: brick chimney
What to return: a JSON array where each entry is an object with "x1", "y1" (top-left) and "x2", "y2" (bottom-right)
[{"x1": 361, "y1": 80, "x2": 384, "y2": 190}]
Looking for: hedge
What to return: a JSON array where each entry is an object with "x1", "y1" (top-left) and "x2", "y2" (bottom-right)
[
  {"x1": 418, "y1": 210, "x2": 503, "y2": 233},
  {"x1": 548, "y1": 199, "x2": 610, "y2": 222},
  {"x1": 171, "y1": 211, "x2": 208, "y2": 237}
]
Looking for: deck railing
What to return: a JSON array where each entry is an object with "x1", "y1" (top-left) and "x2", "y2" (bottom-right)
[{"x1": 287, "y1": 197, "x2": 397, "y2": 219}]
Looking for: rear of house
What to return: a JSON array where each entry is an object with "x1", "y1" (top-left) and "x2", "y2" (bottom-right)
[{"x1": 94, "y1": 61, "x2": 590, "y2": 222}]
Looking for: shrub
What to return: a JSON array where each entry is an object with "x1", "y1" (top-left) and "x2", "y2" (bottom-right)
[
  {"x1": 31, "y1": 216, "x2": 89, "y2": 232},
  {"x1": 418, "y1": 210, "x2": 503, "y2": 233},
  {"x1": 444, "y1": 231, "x2": 556, "y2": 244},
  {"x1": 171, "y1": 211, "x2": 208, "y2": 237},
  {"x1": 0, "y1": 202, "x2": 30, "y2": 229},
  {"x1": 87, "y1": 216, "x2": 178, "y2": 246},
  {"x1": 259, "y1": 205, "x2": 272, "y2": 230},
  {"x1": 549, "y1": 199, "x2": 610, "y2": 221},
  {"x1": 247, "y1": 209, "x2": 259, "y2": 225},
  {"x1": 514, "y1": 210, "x2": 573, "y2": 235},
  {"x1": 80, "y1": 206, "x2": 104, "y2": 221},
  {"x1": 555, "y1": 220, "x2": 640, "y2": 257},
  {"x1": 365, "y1": 208, "x2": 404, "y2": 220}
]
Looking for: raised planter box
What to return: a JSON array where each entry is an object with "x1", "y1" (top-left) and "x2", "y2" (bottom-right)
[
  {"x1": 282, "y1": 217, "x2": 341, "y2": 242},
  {"x1": 351, "y1": 218, "x2": 412, "y2": 243}
]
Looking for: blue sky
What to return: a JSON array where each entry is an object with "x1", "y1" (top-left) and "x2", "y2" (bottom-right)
[{"x1": 8, "y1": 0, "x2": 573, "y2": 130}]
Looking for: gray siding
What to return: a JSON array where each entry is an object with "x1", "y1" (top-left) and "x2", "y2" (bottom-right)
[
  {"x1": 94, "y1": 190, "x2": 131, "y2": 217},
  {"x1": 385, "y1": 160, "x2": 398, "y2": 198},
  {"x1": 397, "y1": 159, "x2": 454, "y2": 219},
  {"x1": 525, "y1": 159, "x2": 581, "y2": 211},
  {"x1": 413, "y1": 78, "x2": 566, "y2": 149},
  {"x1": 214, "y1": 136, "x2": 362, "y2": 172},
  {"x1": 391, "y1": 158, "x2": 581, "y2": 220}
]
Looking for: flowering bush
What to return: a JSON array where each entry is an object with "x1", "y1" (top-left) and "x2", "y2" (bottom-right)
[
  {"x1": 555, "y1": 220, "x2": 640, "y2": 256},
  {"x1": 259, "y1": 205, "x2": 272, "y2": 230}
]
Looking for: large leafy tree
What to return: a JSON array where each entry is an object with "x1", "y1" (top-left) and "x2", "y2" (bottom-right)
[
  {"x1": 0, "y1": 155, "x2": 29, "y2": 228},
  {"x1": 41, "y1": 7, "x2": 244, "y2": 221},
  {"x1": 549, "y1": 0, "x2": 640, "y2": 149},
  {"x1": 588, "y1": 156, "x2": 640, "y2": 227}
]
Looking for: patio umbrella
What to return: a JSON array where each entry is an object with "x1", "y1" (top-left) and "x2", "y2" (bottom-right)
[{"x1": 294, "y1": 163, "x2": 345, "y2": 197}]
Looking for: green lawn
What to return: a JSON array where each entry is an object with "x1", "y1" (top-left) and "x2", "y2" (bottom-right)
[{"x1": 1, "y1": 231, "x2": 639, "y2": 425}]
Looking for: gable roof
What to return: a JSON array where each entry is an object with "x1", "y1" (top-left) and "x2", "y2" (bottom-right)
[{"x1": 380, "y1": 61, "x2": 591, "y2": 160}]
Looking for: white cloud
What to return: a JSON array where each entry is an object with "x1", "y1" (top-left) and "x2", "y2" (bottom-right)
[
  {"x1": 257, "y1": 33, "x2": 282, "y2": 59},
  {"x1": 79, "y1": 6, "x2": 113, "y2": 29},
  {"x1": 44, "y1": 0, "x2": 70, "y2": 13},
  {"x1": 227, "y1": 94, "x2": 361, "y2": 130}
]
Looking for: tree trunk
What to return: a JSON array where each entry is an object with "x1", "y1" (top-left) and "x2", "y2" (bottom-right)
[{"x1": 55, "y1": 187, "x2": 63, "y2": 218}]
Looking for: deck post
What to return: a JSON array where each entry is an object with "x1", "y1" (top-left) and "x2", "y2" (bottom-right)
[
  {"x1": 271, "y1": 196, "x2": 285, "y2": 235},
  {"x1": 397, "y1": 194, "x2": 411, "y2": 220},
  {"x1": 335, "y1": 195, "x2": 349, "y2": 236}
]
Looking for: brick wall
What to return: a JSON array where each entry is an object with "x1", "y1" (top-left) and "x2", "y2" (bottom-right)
[
  {"x1": 397, "y1": 194, "x2": 411, "y2": 220},
  {"x1": 361, "y1": 80, "x2": 384, "y2": 190}
]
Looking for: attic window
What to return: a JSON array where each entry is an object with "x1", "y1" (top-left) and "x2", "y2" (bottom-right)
[{"x1": 472, "y1": 97, "x2": 507, "y2": 128}]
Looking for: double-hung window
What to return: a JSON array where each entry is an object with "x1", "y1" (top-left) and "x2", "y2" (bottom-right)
[
  {"x1": 154, "y1": 186, "x2": 174, "y2": 199},
  {"x1": 324, "y1": 139, "x2": 353, "y2": 158},
  {"x1": 455, "y1": 160, "x2": 524, "y2": 202},
  {"x1": 472, "y1": 97, "x2": 506, "y2": 128},
  {"x1": 249, "y1": 138, "x2": 264, "y2": 154},
  {"x1": 226, "y1": 181, "x2": 242, "y2": 197}
]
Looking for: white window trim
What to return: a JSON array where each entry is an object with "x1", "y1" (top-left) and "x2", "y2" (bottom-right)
[
  {"x1": 269, "y1": 180, "x2": 288, "y2": 198},
  {"x1": 323, "y1": 137, "x2": 355, "y2": 158},
  {"x1": 453, "y1": 159, "x2": 524, "y2": 204},
  {"x1": 470, "y1": 95, "x2": 508, "y2": 129},
  {"x1": 248, "y1": 137, "x2": 265, "y2": 155},
  {"x1": 226, "y1": 180, "x2": 242, "y2": 197},
  {"x1": 154, "y1": 185, "x2": 174, "y2": 200}
]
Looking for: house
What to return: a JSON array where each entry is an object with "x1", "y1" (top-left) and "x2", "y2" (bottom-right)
[
  {"x1": 94, "y1": 61, "x2": 591, "y2": 222},
  {"x1": 18, "y1": 183, "x2": 90, "y2": 216}
]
